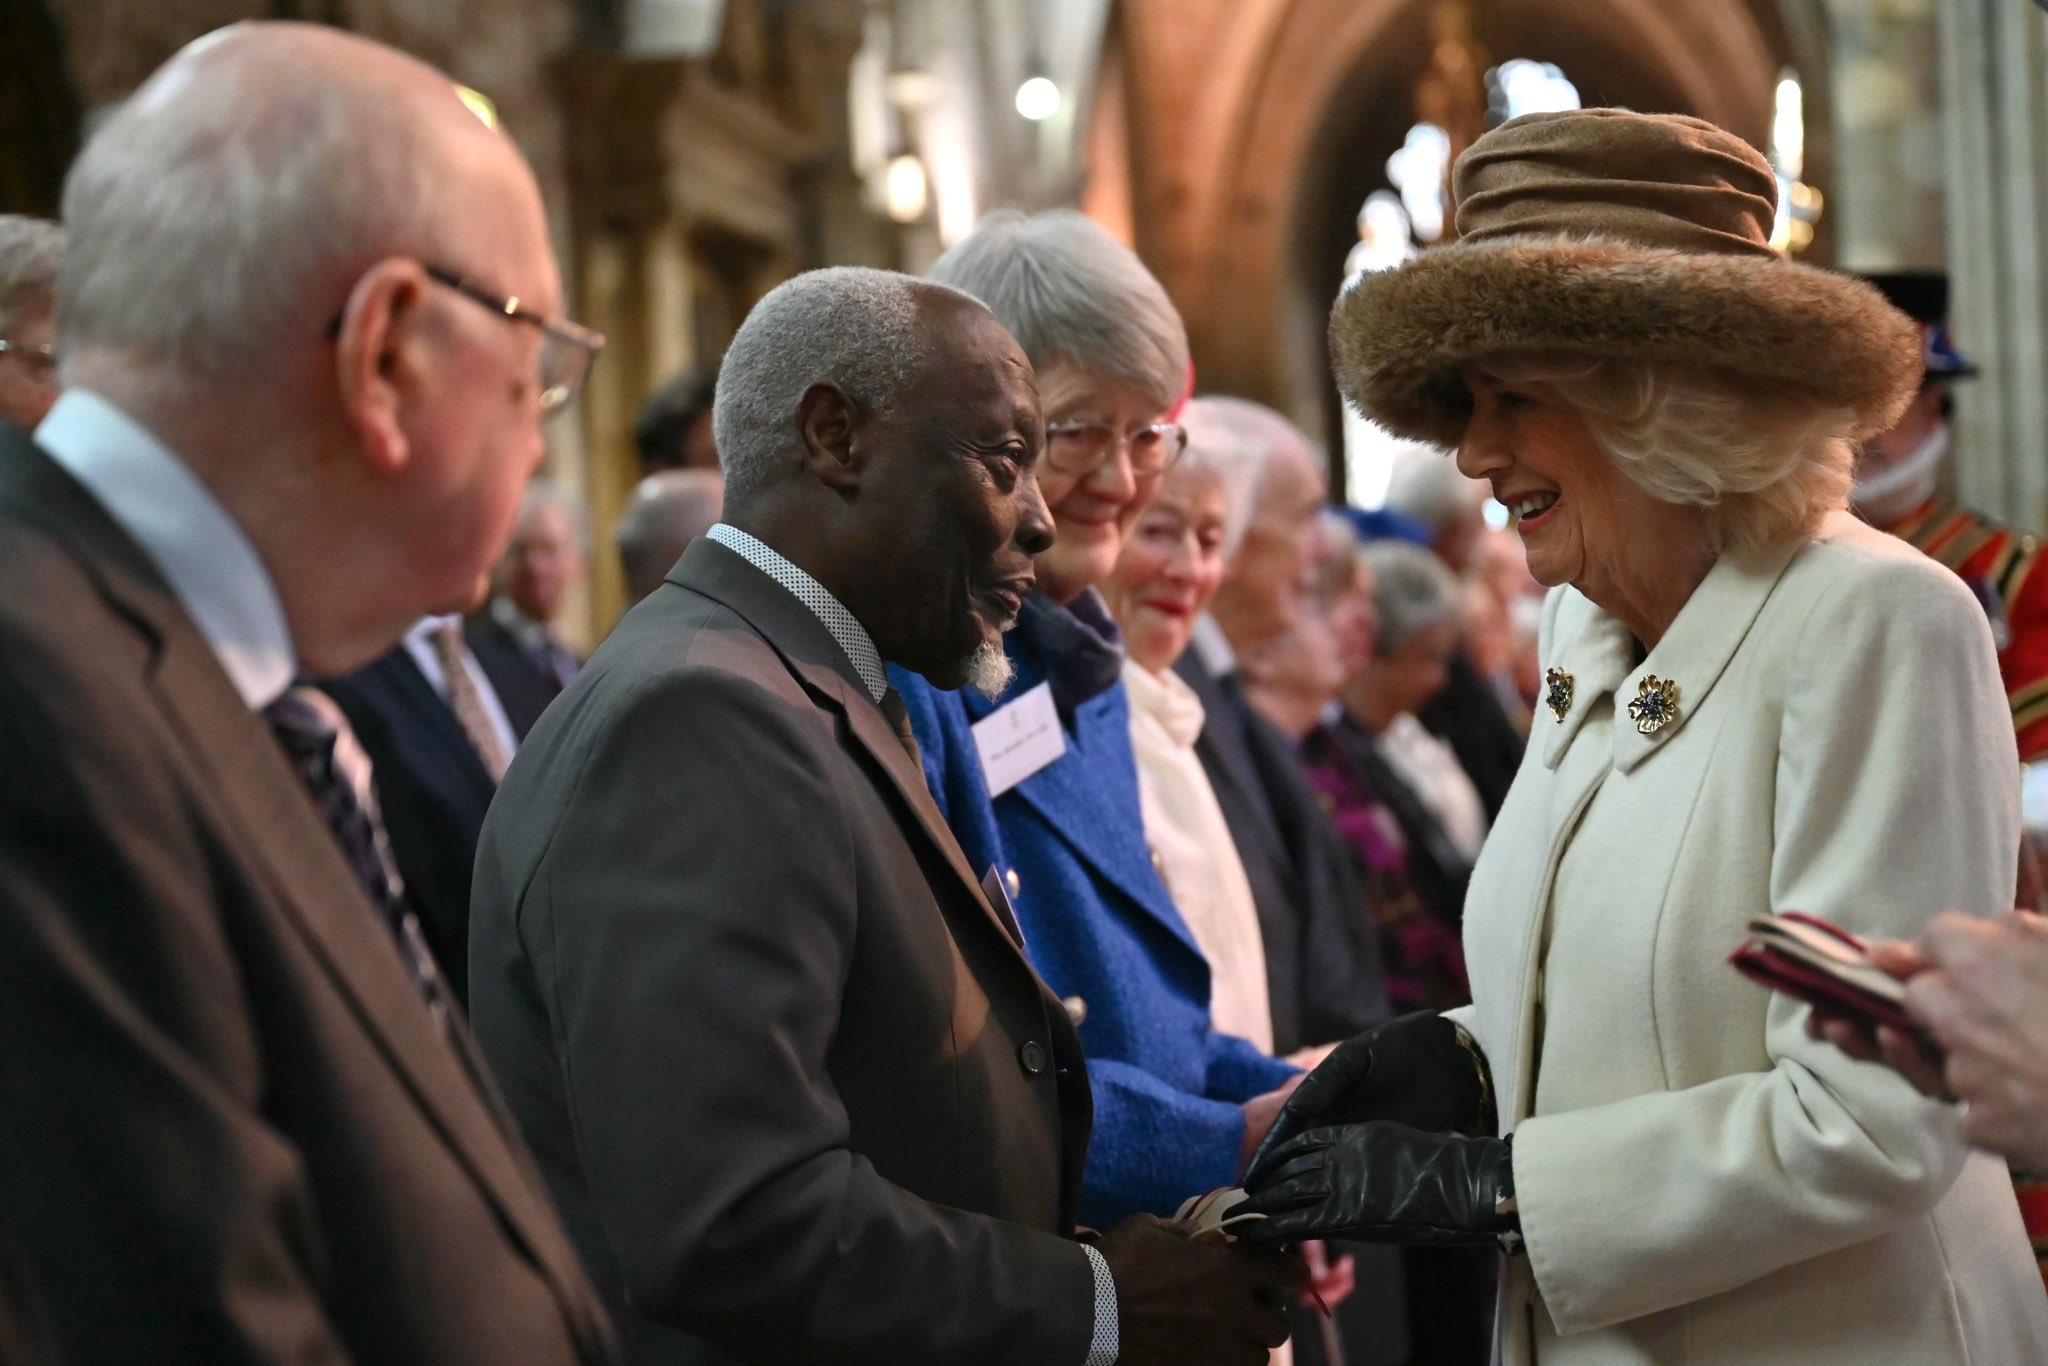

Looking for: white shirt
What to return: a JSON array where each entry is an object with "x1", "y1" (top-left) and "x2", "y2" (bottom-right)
[
  {"x1": 36, "y1": 389, "x2": 294, "y2": 708},
  {"x1": 1379, "y1": 712, "x2": 1489, "y2": 861},
  {"x1": 1122, "y1": 657, "x2": 1275, "y2": 1052},
  {"x1": 401, "y1": 616, "x2": 521, "y2": 764}
]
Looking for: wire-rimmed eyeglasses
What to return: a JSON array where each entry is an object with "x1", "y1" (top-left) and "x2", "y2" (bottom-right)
[
  {"x1": 0, "y1": 340, "x2": 56, "y2": 372},
  {"x1": 420, "y1": 265, "x2": 605, "y2": 419},
  {"x1": 325, "y1": 263, "x2": 605, "y2": 420},
  {"x1": 1044, "y1": 419, "x2": 1188, "y2": 480}
]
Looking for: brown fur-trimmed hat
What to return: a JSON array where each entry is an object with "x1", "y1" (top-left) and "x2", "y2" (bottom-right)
[{"x1": 1331, "y1": 109, "x2": 1923, "y2": 447}]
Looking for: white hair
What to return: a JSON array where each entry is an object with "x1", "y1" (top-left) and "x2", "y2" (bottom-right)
[
  {"x1": 1363, "y1": 539, "x2": 1461, "y2": 655},
  {"x1": 1178, "y1": 395, "x2": 1319, "y2": 560},
  {"x1": 1383, "y1": 442, "x2": 1485, "y2": 534},
  {"x1": 1483, "y1": 352, "x2": 1856, "y2": 557},
  {"x1": 963, "y1": 639, "x2": 1016, "y2": 699},
  {"x1": 930, "y1": 209, "x2": 1189, "y2": 412},
  {"x1": 57, "y1": 30, "x2": 473, "y2": 386},
  {"x1": 516, "y1": 476, "x2": 589, "y2": 551},
  {"x1": 0, "y1": 216, "x2": 64, "y2": 336},
  {"x1": 713, "y1": 267, "x2": 974, "y2": 504}
]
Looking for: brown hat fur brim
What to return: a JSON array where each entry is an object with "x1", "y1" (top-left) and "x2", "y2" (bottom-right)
[{"x1": 1331, "y1": 235, "x2": 1923, "y2": 447}]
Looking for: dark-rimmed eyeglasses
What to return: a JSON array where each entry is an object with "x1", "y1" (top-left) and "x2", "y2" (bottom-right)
[
  {"x1": 1044, "y1": 419, "x2": 1187, "y2": 480},
  {"x1": 325, "y1": 263, "x2": 605, "y2": 420},
  {"x1": 0, "y1": 340, "x2": 56, "y2": 372},
  {"x1": 421, "y1": 266, "x2": 604, "y2": 419}
]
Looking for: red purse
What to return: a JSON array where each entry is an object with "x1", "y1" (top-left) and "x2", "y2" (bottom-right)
[{"x1": 1729, "y1": 911, "x2": 1921, "y2": 1035}]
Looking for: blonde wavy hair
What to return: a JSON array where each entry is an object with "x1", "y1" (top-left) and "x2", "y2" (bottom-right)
[{"x1": 1482, "y1": 352, "x2": 1857, "y2": 558}]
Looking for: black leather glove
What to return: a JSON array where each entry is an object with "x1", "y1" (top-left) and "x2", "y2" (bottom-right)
[
  {"x1": 1245, "y1": 1013, "x2": 1493, "y2": 1185},
  {"x1": 1236, "y1": 1122, "x2": 1517, "y2": 1250}
]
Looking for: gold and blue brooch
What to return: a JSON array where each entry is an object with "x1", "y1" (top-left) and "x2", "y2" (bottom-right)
[
  {"x1": 1626, "y1": 675, "x2": 1681, "y2": 735},
  {"x1": 1543, "y1": 667, "x2": 1574, "y2": 723}
]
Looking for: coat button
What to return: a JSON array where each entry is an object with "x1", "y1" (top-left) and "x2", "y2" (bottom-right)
[
  {"x1": 1019, "y1": 1040, "x2": 1047, "y2": 1075},
  {"x1": 1005, "y1": 867, "x2": 1021, "y2": 898},
  {"x1": 1062, "y1": 995, "x2": 1088, "y2": 1027}
]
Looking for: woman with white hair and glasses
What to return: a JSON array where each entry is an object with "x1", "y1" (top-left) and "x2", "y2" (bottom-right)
[
  {"x1": 1233, "y1": 109, "x2": 2048, "y2": 1363},
  {"x1": 887, "y1": 211, "x2": 1307, "y2": 1233}
]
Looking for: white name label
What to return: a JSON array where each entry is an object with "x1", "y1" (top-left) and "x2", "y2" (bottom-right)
[{"x1": 971, "y1": 681, "x2": 1067, "y2": 798}]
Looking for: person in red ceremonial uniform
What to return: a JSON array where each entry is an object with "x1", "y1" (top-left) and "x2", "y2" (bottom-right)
[
  {"x1": 1852, "y1": 272, "x2": 2048, "y2": 764},
  {"x1": 1851, "y1": 269, "x2": 2048, "y2": 1290}
]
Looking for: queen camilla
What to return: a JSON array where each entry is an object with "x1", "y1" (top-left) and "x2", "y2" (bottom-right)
[{"x1": 1237, "y1": 108, "x2": 2048, "y2": 1364}]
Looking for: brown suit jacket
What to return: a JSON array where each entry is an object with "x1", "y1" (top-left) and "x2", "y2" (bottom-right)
[
  {"x1": 0, "y1": 429, "x2": 613, "y2": 1365},
  {"x1": 468, "y1": 535, "x2": 1096, "y2": 1365}
]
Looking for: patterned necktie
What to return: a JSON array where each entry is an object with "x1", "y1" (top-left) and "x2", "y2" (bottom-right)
[
  {"x1": 879, "y1": 687, "x2": 922, "y2": 768},
  {"x1": 264, "y1": 686, "x2": 452, "y2": 1037},
  {"x1": 429, "y1": 620, "x2": 510, "y2": 781}
]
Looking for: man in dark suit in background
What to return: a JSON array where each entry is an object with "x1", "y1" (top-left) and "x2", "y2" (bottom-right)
[
  {"x1": 321, "y1": 613, "x2": 522, "y2": 1004},
  {"x1": 1175, "y1": 397, "x2": 1392, "y2": 1055},
  {"x1": 470, "y1": 267, "x2": 1292, "y2": 1366},
  {"x1": 1173, "y1": 396, "x2": 1410, "y2": 1366},
  {"x1": 469, "y1": 476, "x2": 587, "y2": 732},
  {"x1": 0, "y1": 24, "x2": 611, "y2": 1364}
]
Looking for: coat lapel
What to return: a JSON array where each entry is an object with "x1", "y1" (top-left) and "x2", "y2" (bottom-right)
[
  {"x1": 964, "y1": 647, "x2": 1205, "y2": 963},
  {"x1": 1609, "y1": 531, "x2": 1809, "y2": 773},
  {"x1": 675, "y1": 538, "x2": 1029, "y2": 954}
]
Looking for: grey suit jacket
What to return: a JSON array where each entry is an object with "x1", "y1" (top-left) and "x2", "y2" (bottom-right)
[
  {"x1": 469, "y1": 537, "x2": 1097, "y2": 1366},
  {"x1": 0, "y1": 429, "x2": 613, "y2": 1365}
]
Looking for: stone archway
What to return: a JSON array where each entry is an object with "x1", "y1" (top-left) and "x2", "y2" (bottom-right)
[{"x1": 1102, "y1": 0, "x2": 1818, "y2": 465}]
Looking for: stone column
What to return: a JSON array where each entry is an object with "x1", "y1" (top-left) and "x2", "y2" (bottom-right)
[
  {"x1": 1824, "y1": 0, "x2": 1946, "y2": 271},
  {"x1": 1938, "y1": 0, "x2": 2048, "y2": 528}
]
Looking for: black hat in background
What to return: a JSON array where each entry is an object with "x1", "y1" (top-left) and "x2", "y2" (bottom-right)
[{"x1": 1857, "y1": 270, "x2": 1979, "y2": 380}]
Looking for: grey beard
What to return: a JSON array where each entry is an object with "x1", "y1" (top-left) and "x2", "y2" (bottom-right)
[{"x1": 963, "y1": 636, "x2": 1016, "y2": 699}]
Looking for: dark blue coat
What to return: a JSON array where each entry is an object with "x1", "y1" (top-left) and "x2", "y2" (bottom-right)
[{"x1": 889, "y1": 592, "x2": 1295, "y2": 1228}]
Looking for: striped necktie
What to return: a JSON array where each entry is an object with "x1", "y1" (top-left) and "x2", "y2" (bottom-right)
[
  {"x1": 429, "y1": 620, "x2": 510, "y2": 781},
  {"x1": 264, "y1": 685, "x2": 452, "y2": 1037}
]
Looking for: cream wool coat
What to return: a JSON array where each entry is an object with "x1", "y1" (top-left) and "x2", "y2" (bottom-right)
[{"x1": 1453, "y1": 512, "x2": 2048, "y2": 1365}]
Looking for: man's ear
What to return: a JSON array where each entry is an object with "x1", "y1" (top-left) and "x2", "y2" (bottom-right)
[
  {"x1": 796, "y1": 382, "x2": 866, "y2": 493},
  {"x1": 335, "y1": 259, "x2": 431, "y2": 477}
]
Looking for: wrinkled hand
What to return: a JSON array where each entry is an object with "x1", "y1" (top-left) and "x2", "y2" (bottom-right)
[
  {"x1": 1236, "y1": 1121, "x2": 1514, "y2": 1249},
  {"x1": 1246, "y1": 1013, "x2": 1491, "y2": 1185},
  {"x1": 1904, "y1": 911, "x2": 2048, "y2": 1170},
  {"x1": 1239, "y1": 1074, "x2": 1303, "y2": 1175},
  {"x1": 1093, "y1": 1214, "x2": 1294, "y2": 1366}
]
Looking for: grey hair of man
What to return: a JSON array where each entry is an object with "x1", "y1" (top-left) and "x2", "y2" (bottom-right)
[
  {"x1": 57, "y1": 24, "x2": 487, "y2": 390},
  {"x1": 709, "y1": 266, "x2": 1016, "y2": 696},
  {"x1": 0, "y1": 216, "x2": 64, "y2": 338},
  {"x1": 1383, "y1": 443, "x2": 1485, "y2": 535},
  {"x1": 928, "y1": 209, "x2": 1189, "y2": 413},
  {"x1": 615, "y1": 468, "x2": 724, "y2": 603},
  {"x1": 1177, "y1": 395, "x2": 1320, "y2": 561},
  {"x1": 714, "y1": 266, "x2": 982, "y2": 504},
  {"x1": 516, "y1": 476, "x2": 590, "y2": 553},
  {"x1": 1362, "y1": 538, "x2": 1462, "y2": 656}
]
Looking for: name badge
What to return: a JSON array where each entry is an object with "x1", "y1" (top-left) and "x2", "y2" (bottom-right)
[{"x1": 971, "y1": 681, "x2": 1066, "y2": 798}]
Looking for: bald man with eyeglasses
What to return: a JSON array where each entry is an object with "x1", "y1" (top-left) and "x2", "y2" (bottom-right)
[{"x1": 0, "y1": 24, "x2": 612, "y2": 1365}]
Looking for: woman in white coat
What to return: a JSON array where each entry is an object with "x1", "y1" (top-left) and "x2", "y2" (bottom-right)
[{"x1": 1238, "y1": 108, "x2": 2048, "y2": 1364}]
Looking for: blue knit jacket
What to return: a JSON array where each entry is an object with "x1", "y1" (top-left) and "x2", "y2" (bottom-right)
[{"x1": 888, "y1": 591, "x2": 1296, "y2": 1228}]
